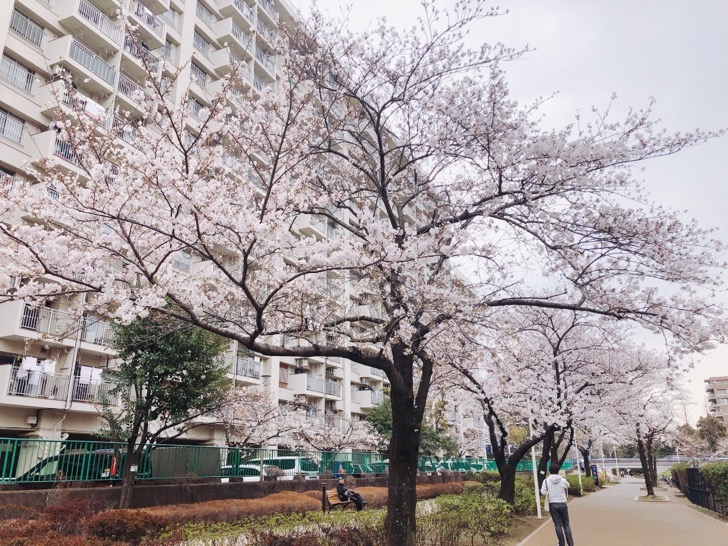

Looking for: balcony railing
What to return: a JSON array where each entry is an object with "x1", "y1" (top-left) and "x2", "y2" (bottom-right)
[
  {"x1": 231, "y1": 355, "x2": 261, "y2": 379},
  {"x1": 0, "y1": 55, "x2": 34, "y2": 93},
  {"x1": 20, "y1": 304, "x2": 76, "y2": 337},
  {"x1": 255, "y1": 46, "x2": 275, "y2": 74},
  {"x1": 112, "y1": 116, "x2": 141, "y2": 146},
  {"x1": 161, "y1": 8, "x2": 178, "y2": 29},
  {"x1": 256, "y1": 18, "x2": 276, "y2": 44},
  {"x1": 371, "y1": 390, "x2": 384, "y2": 404},
  {"x1": 8, "y1": 365, "x2": 70, "y2": 400},
  {"x1": 72, "y1": 377, "x2": 117, "y2": 404},
  {"x1": 118, "y1": 73, "x2": 154, "y2": 107},
  {"x1": 0, "y1": 110, "x2": 25, "y2": 143},
  {"x1": 54, "y1": 138, "x2": 80, "y2": 166},
  {"x1": 124, "y1": 36, "x2": 161, "y2": 74},
  {"x1": 258, "y1": 0, "x2": 278, "y2": 21},
  {"x1": 77, "y1": 0, "x2": 122, "y2": 44},
  {"x1": 231, "y1": 23, "x2": 253, "y2": 51},
  {"x1": 69, "y1": 39, "x2": 116, "y2": 85},
  {"x1": 80, "y1": 316, "x2": 114, "y2": 346},
  {"x1": 306, "y1": 375, "x2": 325, "y2": 393},
  {"x1": 253, "y1": 72, "x2": 270, "y2": 92},
  {"x1": 234, "y1": 0, "x2": 255, "y2": 22},
  {"x1": 129, "y1": 0, "x2": 165, "y2": 38},
  {"x1": 10, "y1": 10, "x2": 44, "y2": 47},
  {"x1": 196, "y1": 1, "x2": 217, "y2": 28},
  {"x1": 325, "y1": 380, "x2": 342, "y2": 397}
]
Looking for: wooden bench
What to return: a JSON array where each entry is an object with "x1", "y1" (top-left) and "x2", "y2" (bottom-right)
[{"x1": 322, "y1": 485, "x2": 354, "y2": 513}]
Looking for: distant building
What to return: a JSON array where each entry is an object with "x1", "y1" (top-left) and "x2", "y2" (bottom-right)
[{"x1": 704, "y1": 376, "x2": 728, "y2": 424}]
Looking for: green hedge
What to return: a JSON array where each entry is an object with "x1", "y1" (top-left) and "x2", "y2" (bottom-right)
[{"x1": 701, "y1": 461, "x2": 728, "y2": 500}]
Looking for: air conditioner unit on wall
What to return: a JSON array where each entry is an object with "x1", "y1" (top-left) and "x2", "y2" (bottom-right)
[{"x1": 295, "y1": 358, "x2": 309, "y2": 370}]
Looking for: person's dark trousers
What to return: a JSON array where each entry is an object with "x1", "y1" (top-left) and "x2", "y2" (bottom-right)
[
  {"x1": 348, "y1": 492, "x2": 364, "y2": 511},
  {"x1": 548, "y1": 502, "x2": 574, "y2": 546}
]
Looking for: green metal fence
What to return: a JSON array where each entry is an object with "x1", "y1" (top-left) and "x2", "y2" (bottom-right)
[{"x1": 0, "y1": 437, "x2": 569, "y2": 484}]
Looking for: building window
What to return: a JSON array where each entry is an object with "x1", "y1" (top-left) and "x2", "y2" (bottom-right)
[
  {"x1": 0, "y1": 109, "x2": 25, "y2": 143},
  {"x1": 10, "y1": 10, "x2": 44, "y2": 47},
  {"x1": 193, "y1": 32, "x2": 211, "y2": 58},
  {"x1": 0, "y1": 55, "x2": 34, "y2": 93},
  {"x1": 190, "y1": 63, "x2": 208, "y2": 87}
]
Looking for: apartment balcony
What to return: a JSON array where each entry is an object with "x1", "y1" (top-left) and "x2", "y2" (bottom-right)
[
  {"x1": 252, "y1": 72, "x2": 274, "y2": 94},
  {"x1": 18, "y1": 303, "x2": 78, "y2": 340},
  {"x1": 127, "y1": 0, "x2": 166, "y2": 50},
  {"x1": 72, "y1": 376, "x2": 117, "y2": 405},
  {"x1": 298, "y1": 215, "x2": 328, "y2": 239},
  {"x1": 212, "y1": 47, "x2": 245, "y2": 76},
  {"x1": 39, "y1": 80, "x2": 109, "y2": 127},
  {"x1": 288, "y1": 372, "x2": 325, "y2": 398},
  {"x1": 79, "y1": 316, "x2": 115, "y2": 348},
  {"x1": 257, "y1": 0, "x2": 278, "y2": 25},
  {"x1": 255, "y1": 18, "x2": 276, "y2": 47},
  {"x1": 227, "y1": 354, "x2": 262, "y2": 384},
  {"x1": 7, "y1": 364, "x2": 70, "y2": 402},
  {"x1": 325, "y1": 413, "x2": 343, "y2": 430},
  {"x1": 215, "y1": 18, "x2": 254, "y2": 59},
  {"x1": 58, "y1": 0, "x2": 123, "y2": 53},
  {"x1": 122, "y1": 36, "x2": 162, "y2": 81},
  {"x1": 29, "y1": 130, "x2": 86, "y2": 176},
  {"x1": 116, "y1": 72, "x2": 156, "y2": 116},
  {"x1": 219, "y1": 0, "x2": 256, "y2": 30},
  {"x1": 356, "y1": 388, "x2": 384, "y2": 409},
  {"x1": 139, "y1": 0, "x2": 170, "y2": 14},
  {"x1": 48, "y1": 35, "x2": 116, "y2": 95},
  {"x1": 324, "y1": 379, "x2": 342, "y2": 398},
  {"x1": 254, "y1": 46, "x2": 275, "y2": 78}
]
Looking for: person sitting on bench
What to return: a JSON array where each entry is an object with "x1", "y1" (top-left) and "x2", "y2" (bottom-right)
[{"x1": 337, "y1": 478, "x2": 365, "y2": 511}]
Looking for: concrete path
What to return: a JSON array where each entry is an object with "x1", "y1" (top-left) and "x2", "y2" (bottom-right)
[{"x1": 520, "y1": 477, "x2": 728, "y2": 546}]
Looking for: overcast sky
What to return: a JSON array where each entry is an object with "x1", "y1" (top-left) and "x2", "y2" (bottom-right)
[{"x1": 297, "y1": 0, "x2": 728, "y2": 423}]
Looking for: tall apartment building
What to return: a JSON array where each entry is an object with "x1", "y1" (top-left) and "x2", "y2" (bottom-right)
[
  {"x1": 705, "y1": 376, "x2": 728, "y2": 425},
  {"x1": 0, "y1": 0, "x2": 388, "y2": 446}
]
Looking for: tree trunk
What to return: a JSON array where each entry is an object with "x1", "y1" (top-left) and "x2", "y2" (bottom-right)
[
  {"x1": 537, "y1": 430, "x2": 553, "y2": 488},
  {"x1": 636, "y1": 436, "x2": 654, "y2": 496},
  {"x1": 118, "y1": 444, "x2": 140, "y2": 509},
  {"x1": 384, "y1": 385, "x2": 421, "y2": 546},
  {"x1": 647, "y1": 437, "x2": 658, "y2": 487},
  {"x1": 581, "y1": 449, "x2": 592, "y2": 478},
  {"x1": 497, "y1": 462, "x2": 518, "y2": 505}
]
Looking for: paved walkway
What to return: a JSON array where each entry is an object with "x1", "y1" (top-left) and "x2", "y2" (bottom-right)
[{"x1": 520, "y1": 476, "x2": 728, "y2": 545}]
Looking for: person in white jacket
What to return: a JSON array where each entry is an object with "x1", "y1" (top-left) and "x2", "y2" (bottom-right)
[{"x1": 541, "y1": 463, "x2": 575, "y2": 546}]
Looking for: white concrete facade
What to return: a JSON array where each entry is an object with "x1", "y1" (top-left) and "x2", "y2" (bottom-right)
[{"x1": 0, "y1": 0, "x2": 388, "y2": 445}]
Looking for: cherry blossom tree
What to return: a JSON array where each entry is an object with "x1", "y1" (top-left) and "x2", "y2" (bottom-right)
[
  {"x1": 0, "y1": 2, "x2": 725, "y2": 543},
  {"x1": 604, "y1": 352, "x2": 681, "y2": 496}
]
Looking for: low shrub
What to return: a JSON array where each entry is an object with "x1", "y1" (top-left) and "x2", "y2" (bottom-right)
[
  {"x1": 513, "y1": 477, "x2": 537, "y2": 515},
  {"x1": 146, "y1": 491, "x2": 321, "y2": 526},
  {"x1": 0, "y1": 504, "x2": 41, "y2": 521},
  {"x1": 247, "y1": 516, "x2": 386, "y2": 546},
  {"x1": 422, "y1": 491, "x2": 512, "y2": 545},
  {"x1": 566, "y1": 475, "x2": 597, "y2": 496},
  {"x1": 45, "y1": 498, "x2": 103, "y2": 535},
  {"x1": 465, "y1": 470, "x2": 500, "y2": 484},
  {"x1": 86, "y1": 509, "x2": 168, "y2": 545}
]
